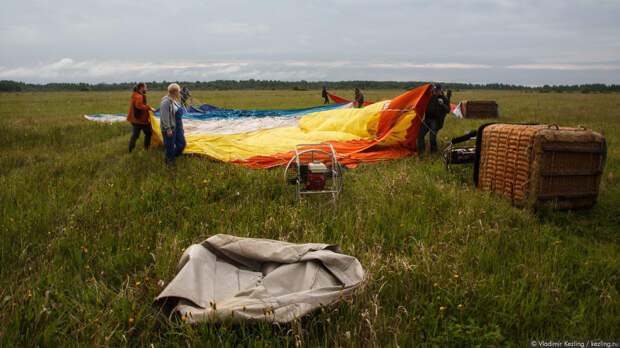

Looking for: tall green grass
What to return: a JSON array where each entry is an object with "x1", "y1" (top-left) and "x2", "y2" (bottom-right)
[{"x1": 0, "y1": 89, "x2": 618, "y2": 346}]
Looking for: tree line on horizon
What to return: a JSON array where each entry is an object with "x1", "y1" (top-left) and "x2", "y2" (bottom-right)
[{"x1": 0, "y1": 79, "x2": 618, "y2": 93}]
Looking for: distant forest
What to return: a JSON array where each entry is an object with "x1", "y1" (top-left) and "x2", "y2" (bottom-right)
[{"x1": 1, "y1": 79, "x2": 618, "y2": 93}]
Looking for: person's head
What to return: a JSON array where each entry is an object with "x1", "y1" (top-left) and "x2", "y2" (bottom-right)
[
  {"x1": 432, "y1": 83, "x2": 443, "y2": 95},
  {"x1": 133, "y1": 82, "x2": 147, "y2": 93},
  {"x1": 168, "y1": 83, "x2": 181, "y2": 100},
  {"x1": 182, "y1": 85, "x2": 187, "y2": 89},
  {"x1": 354, "y1": 88, "x2": 359, "y2": 94}
]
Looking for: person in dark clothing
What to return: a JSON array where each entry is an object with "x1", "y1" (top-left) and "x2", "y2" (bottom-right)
[
  {"x1": 417, "y1": 84, "x2": 451, "y2": 153},
  {"x1": 321, "y1": 86, "x2": 329, "y2": 104},
  {"x1": 127, "y1": 82, "x2": 156, "y2": 152},
  {"x1": 180, "y1": 85, "x2": 191, "y2": 108},
  {"x1": 354, "y1": 88, "x2": 364, "y2": 108},
  {"x1": 446, "y1": 87, "x2": 452, "y2": 101}
]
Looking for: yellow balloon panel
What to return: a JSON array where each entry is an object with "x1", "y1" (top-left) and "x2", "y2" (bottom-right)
[{"x1": 149, "y1": 100, "x2": 417, "y2": 162}]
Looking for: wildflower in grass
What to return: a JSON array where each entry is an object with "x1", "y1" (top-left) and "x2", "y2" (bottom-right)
[
  {"x1": 181, "y1": 316, "x2": 187, "y2": 322},
  {"x1": 458, "y1": 304, "x2": 463, "y2": 309},
  {"x1": 145, "y1": 277, "x2": 149, "y2": 281},
  {"x1": 440, "y1": 306, "x2": 446, "y2": 311},
  {"x1": 28, "y1": 292, "x2": 32, "y2": 297},
  {"x1": 129, "y1": 318, "x2": 134, "y2": 323},
  {"x1": 85, "y1": 265, "x2": 90, "y2": 270},
  {"x1": 181, "y1": 248, "x2": 185, "y2": 252},
  {"x1": 83, "y1": 248, "x2": 88, "y2": 253},
  {"x1": 135, "y1": 281, "x2": 141, "y2": 286},
  {"x1": 203, "y1": 179, "x2": 207, "y2": 184},
  {"x1": 339, "y1": 290, "x2": 344, "y2": 297},
  {"x1": 9, "y1": 218, "x2": 14, "y2": 222},
  {"x1": 433, "y1": 282, "x2": 438, "y2": 287},
  {"x1": 454, "y1": 274, "x2": 459, "y2": 279},
  {"x1": 553, "y1": 240, "x2": 561, "y2": 245},
  {"x1": 437, "y1": 296, "x2": 440, "y2": 300},
  {"x1": 242, "y1": 305, "x2": 246, "y2": 311}
]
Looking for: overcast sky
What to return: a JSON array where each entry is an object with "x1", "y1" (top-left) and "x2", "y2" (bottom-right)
[{"x1": 1, "y1": 0, "x2": 619, "y2": 85}]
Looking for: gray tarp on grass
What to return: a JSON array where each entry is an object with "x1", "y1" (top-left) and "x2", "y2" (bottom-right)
[{"x1": 154, "y1": 234, "x2": 365, "y2": 323}]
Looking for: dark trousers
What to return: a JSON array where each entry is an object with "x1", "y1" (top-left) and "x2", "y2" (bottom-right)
[
  {"x1": 129, "y1": 123, "x2": 152, "y2": 152},
  {"x1": 162, "y1": 125, "x2": 186, "y2": 163},
  {"x1": 417, "y1": 117, "x2": 444, "y2": 152}
]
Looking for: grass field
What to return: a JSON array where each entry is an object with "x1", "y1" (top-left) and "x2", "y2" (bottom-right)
[{"x1": 0, "y1": 89, "x2": 619, "y2": 347}]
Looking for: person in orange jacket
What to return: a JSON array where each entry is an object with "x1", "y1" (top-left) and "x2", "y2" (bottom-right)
[{"x1": 127, "y1": 82, "x2": 156, "y2": 152}]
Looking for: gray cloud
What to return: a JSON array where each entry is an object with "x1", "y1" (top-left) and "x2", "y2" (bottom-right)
[{"x1": 0, "y1": 0, "x2": 619, "y2": 84}]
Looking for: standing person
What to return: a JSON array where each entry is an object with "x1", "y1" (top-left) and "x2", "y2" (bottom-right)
[
  {"x1": 159, "y1": 83, "x2": 187, "y2": 165},
  {"x1": 321, "y1": 86, "x2": 329, "y2": 104},
  {"x1": 446, "y1": 87, "x2": 452, "y2": 101},
  {"x1": 127, "y1": 82, "x2": 156, "y2": 153},
  {"x1": 180, "y1": 84, "x2": 191, "y2": 108},
  {"x1": 417, "y1": 84, "x2": 451, "y2": 153},
  {"x1": 354, "y1": 88, "x2": 364, "y2": 108}
]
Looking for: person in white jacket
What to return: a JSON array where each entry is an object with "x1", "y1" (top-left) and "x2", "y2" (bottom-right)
[{"x1": 159, "y1": 83, "x2": 186, "y2": 164}]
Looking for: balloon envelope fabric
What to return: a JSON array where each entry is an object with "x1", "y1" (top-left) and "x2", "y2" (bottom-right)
[{"x1": 85, "y1": 84, "x2": 433, "y2": 168}]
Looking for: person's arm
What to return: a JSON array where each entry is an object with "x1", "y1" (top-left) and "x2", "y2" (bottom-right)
[
  {"x1": 136, "y1": 93, "x2": 156, "y2": 112},
  {"x1": 134, "y1": 94, "x2": 151, "y2": 110},
  {"x1": 439, "y1": 96, "x2": 450, "y2": 112}
]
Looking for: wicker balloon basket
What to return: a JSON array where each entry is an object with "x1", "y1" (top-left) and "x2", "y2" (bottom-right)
[
  {"x1": 476, "y1": 124, "x2": 606, "y2": 209},
  {"x1": 461, "y1": 100, "x2": 499, "y2": 119}
]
